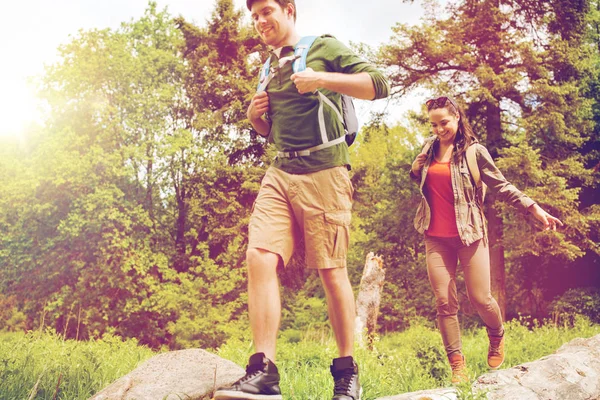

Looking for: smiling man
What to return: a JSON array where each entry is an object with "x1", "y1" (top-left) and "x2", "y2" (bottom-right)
[{"x1": 213, "y1": 1, "x2": 389, "y2": 399}]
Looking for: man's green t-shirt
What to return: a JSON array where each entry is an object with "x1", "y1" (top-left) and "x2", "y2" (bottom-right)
[{"x1": 263, "y1": 35, "x2": 389, "y2": 174}]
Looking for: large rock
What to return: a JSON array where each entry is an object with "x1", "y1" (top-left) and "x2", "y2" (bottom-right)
[
  {"x1": 376, "y1": 388, "x2": 459, "y2": 400},
  {"x1": 473, "y1": 333, "x2": 600, "y2": 399},
  {"x1": 89, "y1": 349, "x2": 244, "y2": 400},
  {"x1": 376, "y1": 333, "x2": 600, "y2": 400}
]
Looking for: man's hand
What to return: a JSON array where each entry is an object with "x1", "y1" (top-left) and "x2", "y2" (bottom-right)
[
  {"x1": 247, "y1": 91, "x2": 270, "y2": 121},
  {"x1": 290, "y1": 67, "x2": 322, "y2": 94}
]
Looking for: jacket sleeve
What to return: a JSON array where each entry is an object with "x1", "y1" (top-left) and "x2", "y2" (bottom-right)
[
  {"x1": 409, "y1": 169, "x2": 420, "y2": 183},
  {"x1": 476, "y1": 144, "x2": 535, "y2": 212}
]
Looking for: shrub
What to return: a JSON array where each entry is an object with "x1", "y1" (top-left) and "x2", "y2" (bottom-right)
[{"x1": 549, "y1": 287, "x2": 600, "y2": 324}]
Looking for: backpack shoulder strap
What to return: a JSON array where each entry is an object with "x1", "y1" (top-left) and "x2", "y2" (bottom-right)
[
  {"x1": 421, "y1": 136, "x2": 436, "y2": 156},
  {"x1": 466, "y1": 144, "x2": 481, "y2": 187},
  {"x1": 292, "y1": 36, "x2": 319, "y2": 73},
  {"x1": 257, "y1": 36, "x2": 318, "y2": 92},
  {"x1": 257, "y1": 56, "x2": 272, "y2": 92},
  {"x1": 422, "y1": 141, "x2": 432, "y2": 156}
]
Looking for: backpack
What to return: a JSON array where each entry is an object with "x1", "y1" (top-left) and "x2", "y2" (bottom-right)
[
  {"x1": 421, "y1": 139, "x2": 486, "y2": 202},
  {"x1": 465, "y1": 144, "x2": 487, "y2": 202},
  {"x1": 257, "y1": 36, "x2": 359, "y2": 157}
]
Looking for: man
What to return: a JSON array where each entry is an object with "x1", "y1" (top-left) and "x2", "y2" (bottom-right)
[{"x1": 214, "y1": 1, "x2": 389, "y2": 399}]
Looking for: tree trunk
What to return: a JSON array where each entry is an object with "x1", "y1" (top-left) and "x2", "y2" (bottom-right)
[
  {"x1": 146, "y1": 141, "x2": 154, "y2": 222},
  {"x1": 487, "y1": 203, "x2": 506, "y2": 320},
  {"x1": 485, "y1": 100, "x2": 506, "y2": 319},
  {"x1": 174, "y1": 190, "x2": 187, "y2": 272},
  {"x1": 146, "y1": 140, "x2": 157, "y2": 247},
  {"x1": 355, "y1": 252, "x2": 385, "y2": 349},
  {"x1": 174, "y1": 148, "x2": 188, "y2": 272}
]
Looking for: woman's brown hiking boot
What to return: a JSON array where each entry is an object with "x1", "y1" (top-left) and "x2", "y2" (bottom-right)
[
  {"x1": 487, "y1": 334, "x2": 505, "y2": 369},
  {"x1": 448, "y1": 353, "x2": 469, "y2": 384}
]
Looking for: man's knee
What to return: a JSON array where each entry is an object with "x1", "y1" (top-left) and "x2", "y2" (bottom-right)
[
  {"x1": 319, "y1": 267, "x2": 350, "y2": 288},
  {"x1": 246, "y1": 248, "x2": 280, "y2": 276}
]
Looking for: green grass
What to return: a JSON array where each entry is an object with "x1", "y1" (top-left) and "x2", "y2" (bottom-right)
[
  {"x1": 0, "y1": 329, "x2": 154, "y2": 400},
  {"x1": 1, "y1": 316, "x2": 598, "y2": 399},
  {"x1": 218, "y1": 315, "x2": 600, "y2": 400}
]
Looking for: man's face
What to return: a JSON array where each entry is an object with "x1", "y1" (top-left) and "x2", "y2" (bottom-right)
[{"x1": 250, "y1": 0, "x2": 294, "y2": 47}]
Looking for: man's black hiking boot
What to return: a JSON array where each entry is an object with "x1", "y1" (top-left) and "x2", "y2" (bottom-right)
[
  {"x1": 330, "y1": 356, "x2": 362, "y2": 400},
  {"x1": 213, "y1": 352, "x2": 282, "y2": 400}
]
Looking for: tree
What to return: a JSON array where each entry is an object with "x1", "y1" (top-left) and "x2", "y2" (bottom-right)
[
  {"x1": 170, "y1": 0, "x2": 264, "y2": 272},
  {"x1": 0, "y1": 0, "x2": 268, "y2": 349},
  {"x1": 0, "y1": 2, "x2": 193, "y2": 346}
]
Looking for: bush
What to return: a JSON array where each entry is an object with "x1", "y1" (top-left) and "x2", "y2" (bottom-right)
[
  {"x1": 0, "y1": 295, "x2": 26, "y2": 332},
  {"x1": 549, "y1": 287, "x2": 600, "y2": 324}
]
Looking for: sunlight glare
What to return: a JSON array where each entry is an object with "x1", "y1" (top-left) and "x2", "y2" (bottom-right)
[{"x1": 0, "y1": 79, "x2": 40, "y2": 141}]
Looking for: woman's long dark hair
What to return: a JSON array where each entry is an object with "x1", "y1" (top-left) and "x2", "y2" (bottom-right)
[{"x1": 428, "y1": 97, "x2": 477, "y2": 160}]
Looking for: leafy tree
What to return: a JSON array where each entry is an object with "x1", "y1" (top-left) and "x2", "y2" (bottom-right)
[
  {"x1": 0, "y1": 3, "x2": 191, "y2": 346},
  {"x1": 171, "y1": 0, "x2": 265, "y2": 272}
]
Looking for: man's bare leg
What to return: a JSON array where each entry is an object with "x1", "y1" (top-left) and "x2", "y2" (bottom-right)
[
  {"x1": 319, "y1": 267, "x2": 355, "y2": 357},
  {"x1": 247, "y1": 248, "x2": 281, "y2": 361}
]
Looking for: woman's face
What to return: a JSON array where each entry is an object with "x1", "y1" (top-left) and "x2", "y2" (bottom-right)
[{"x1": 428, "y1": 107, "x2": 460, "y2": 144}]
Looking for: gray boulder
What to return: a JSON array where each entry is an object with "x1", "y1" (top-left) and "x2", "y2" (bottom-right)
[
  {"x1": 89, "y1": 349, "x2": 244, "y2": 400},
  {"x1": 376, "y1": 388, "x2": 459, "y2": 400},
  {"x1": 472, "y1": 333, "x2": 600, "y2": 400},
  {"x1": 376, "y1": 333, "x2": 600, "y2": 400}
]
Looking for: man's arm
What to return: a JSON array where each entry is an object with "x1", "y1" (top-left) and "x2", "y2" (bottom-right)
[
  {"x1": 290, "y1": 69, "x2": 376, "y2": 100},
  {"x1": 247, "y1": 91, "x2": 271, "y2": 137},
  {"x1": 290, "y1": 36, "x2": 390, "y2": 100},
  {"x1": 249, "y1": 116, "x2": 271, "y2": 137}
]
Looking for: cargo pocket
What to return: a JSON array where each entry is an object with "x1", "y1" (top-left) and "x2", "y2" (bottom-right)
[{"x1": 325, "y1": 211, "x2": 351, "y2": 259}]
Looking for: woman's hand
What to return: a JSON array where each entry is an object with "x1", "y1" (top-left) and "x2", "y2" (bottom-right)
[
  {"x1": 528, "y1": 204, "x2": 563, "y2": 231},
  {"x1": 411, "y1": 153, "x2": 428, "y2": 176}
]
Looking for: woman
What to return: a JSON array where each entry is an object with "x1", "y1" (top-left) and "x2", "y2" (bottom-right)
[{"x1": 410, "y1": 96, "x2": 562, "y2": 383}]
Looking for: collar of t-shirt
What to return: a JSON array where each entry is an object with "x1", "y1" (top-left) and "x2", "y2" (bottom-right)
[{"x1": 270, "y1": 46, "x2": 294, "y2": 60}]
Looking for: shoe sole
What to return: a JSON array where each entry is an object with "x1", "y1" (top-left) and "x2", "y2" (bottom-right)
[
  {"x1": 213, "y1": 390, "x2": 283, "y2": 400},
  {"x1": 214, "y1": 386, "x2": 361, "y2": 400},
  {"x1": 488, "y1": 360, "x2": 504, "y2": 370}
]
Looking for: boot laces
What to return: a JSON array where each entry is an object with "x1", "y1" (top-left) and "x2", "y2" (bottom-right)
[
  {"x1": 234, "y1": 363, "x2": 264, "y2": 385},
  {"x1": 450, "y1": 359, "x2": 464, "y2": 371},
  {"x1": 489, "y1": 336, "x2": 503, "y2": 355},
  {"x1": 334, "y1": 371, "x2": 355, "y2": 395}
]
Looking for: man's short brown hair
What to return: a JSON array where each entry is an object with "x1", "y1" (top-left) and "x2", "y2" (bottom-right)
[{"x1": 247, "y1": 0, "x2": 296, "y2": 22}]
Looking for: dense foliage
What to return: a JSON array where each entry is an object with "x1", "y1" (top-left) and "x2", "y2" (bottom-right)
[{"x1": 0, "y1": 0, "x2": 598, "y2": 351}]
